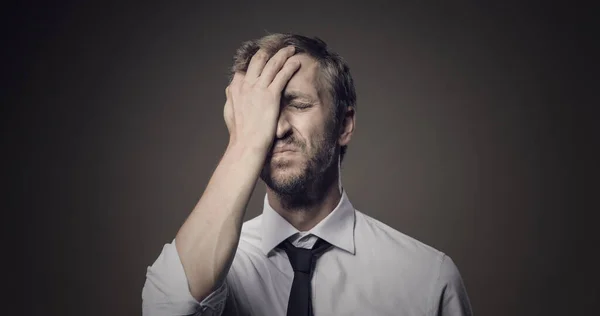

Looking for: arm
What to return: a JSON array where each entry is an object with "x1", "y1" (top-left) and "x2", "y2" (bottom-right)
[
  {"x1": 432, "y1": 255, "x2": 473, "y2": 316},
  {"x1": 175, "y1": 140, "x2": 268, "y2": 301},
  {"x1": 142, "y1": 45, "x2": 301, "y2": 315}
]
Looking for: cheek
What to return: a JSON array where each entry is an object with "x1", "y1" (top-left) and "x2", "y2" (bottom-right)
[
  {"x1": 289, "y1": 110, "x2": 333, "y2": 149},
  {"x1": 308, "y1": 129, "x2": 332, "y2": 154}
]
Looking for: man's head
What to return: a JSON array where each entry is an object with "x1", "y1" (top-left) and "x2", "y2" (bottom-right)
[{"x1": 230, "y1": 33, "x2": 356, "y2": 196}]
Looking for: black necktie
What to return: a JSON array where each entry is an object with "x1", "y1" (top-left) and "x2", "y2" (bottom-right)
[{"x1": 278, "y1": 238, "x2": 332, "y2": 316}]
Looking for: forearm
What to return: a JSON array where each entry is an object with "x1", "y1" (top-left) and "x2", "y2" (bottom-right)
[{"x1": 175, "y1": 142, "x2": 266, "y2": 301}]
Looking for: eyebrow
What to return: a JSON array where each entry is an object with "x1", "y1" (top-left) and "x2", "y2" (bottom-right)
[{"x1": 282, "y1": 91, "x2": 318, "y2": 103}]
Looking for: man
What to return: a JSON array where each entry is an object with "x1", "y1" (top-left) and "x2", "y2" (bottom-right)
[{"x1": 142, "y1": 33, "x2": 472, "y2": 316}]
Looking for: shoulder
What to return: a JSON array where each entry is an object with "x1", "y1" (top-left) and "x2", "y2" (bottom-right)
[
  {"x1": 353, "y1": 210, "x2": 471, "y2": 311},
  {"x1": 355, "y1": 209, "x2": 446, "y2": 264},
  {"x1": 237, "y1": 214, "x2": 263, "y2": 250}
]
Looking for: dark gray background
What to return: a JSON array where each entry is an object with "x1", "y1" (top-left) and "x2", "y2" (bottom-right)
[{"x1": 5, "y1": 1, "x2": 596, "y2": 315}]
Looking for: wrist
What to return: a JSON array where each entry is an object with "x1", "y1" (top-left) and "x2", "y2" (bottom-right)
[
  {"x1": 227, "y1": 137, "x2": 270, "y2": 156},
  {"x1": 225, "y1": 140, "x2": 269, "y2": 164}
]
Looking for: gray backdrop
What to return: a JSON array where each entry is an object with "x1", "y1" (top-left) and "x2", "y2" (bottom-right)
[{"x1": 5, "y1": 1, "x2": 596, "y2": 315}]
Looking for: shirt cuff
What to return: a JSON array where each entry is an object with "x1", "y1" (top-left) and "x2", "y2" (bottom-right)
[
  {"x1": 199, "y1": 281, "x2": 228, "y2": 315},
  {"x1": 142, "y1": 239, "x2": 229, "y2": 316}
]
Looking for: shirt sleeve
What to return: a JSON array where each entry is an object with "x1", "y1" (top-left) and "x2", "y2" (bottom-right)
[
  {"x1": 142, "y1": 239, "x2": 229, "y2": 316},
  {"x1": 431, "y1": 255, "x2": 473, "y2": 316}
]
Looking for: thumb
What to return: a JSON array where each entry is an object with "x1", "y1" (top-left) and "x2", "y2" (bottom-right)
[{"x1": 223, "y1": 86, "x2": 234, "y2": 134}]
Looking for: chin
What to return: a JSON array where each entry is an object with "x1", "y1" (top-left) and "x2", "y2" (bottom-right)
[
  {"x1": 263, "y1": 165, "x2": 309, "y2": 193},
  {"x1": 270, "y1": 168, "x2": 302, "y2": 184}
]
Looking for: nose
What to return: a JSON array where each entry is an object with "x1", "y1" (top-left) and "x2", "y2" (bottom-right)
[{"x1": 275, "y1": 111, "x2": 292, "y2": 140}]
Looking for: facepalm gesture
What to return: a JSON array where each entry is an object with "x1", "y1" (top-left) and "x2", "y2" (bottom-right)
[{"x1": 224, "y1": 46, "x2": 300, "y2": 153}]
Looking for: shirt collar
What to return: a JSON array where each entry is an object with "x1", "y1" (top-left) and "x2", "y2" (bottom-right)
[{"x1": 260, "y1": 189, "x2": 356, "y2": 256}]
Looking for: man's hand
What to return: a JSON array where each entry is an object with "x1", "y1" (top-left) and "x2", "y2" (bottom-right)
[{"x1": 224, "y1": 46, "x2": 300, "y2": 153}]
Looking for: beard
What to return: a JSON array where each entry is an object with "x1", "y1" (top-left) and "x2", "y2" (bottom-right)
[{"x1": 260, "y1": 127, "x2": 338, "y2": 199}]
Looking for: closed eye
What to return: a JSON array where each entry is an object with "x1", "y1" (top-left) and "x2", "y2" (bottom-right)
[{"x1": 290, "y1": 103, "x2": 312, "y2": 110}]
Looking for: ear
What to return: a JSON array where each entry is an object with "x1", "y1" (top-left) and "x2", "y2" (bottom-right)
[{"x1": 338, "y1": 106, "x2": 356, "y2": 146}]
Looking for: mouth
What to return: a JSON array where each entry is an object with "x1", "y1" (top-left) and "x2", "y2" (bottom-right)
[
  {"x1": 274, "y1": 149, "x2": 295, "y2": 154},
  {"x1": 270, "y1": 151, "x2": 297, "y2": 160},
  {"x1": 271, "y1": 145, "x2": 299, "y2": 155}
]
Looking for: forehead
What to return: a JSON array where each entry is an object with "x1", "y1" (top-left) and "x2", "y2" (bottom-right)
[{"x1": 285, "y1": 54, "x2": 321, "y2": 100}]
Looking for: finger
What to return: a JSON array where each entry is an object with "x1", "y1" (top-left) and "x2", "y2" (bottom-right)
[
  {"x1": 245, "y1": 49, "x2": 269, "y2": 83},
  {"x1": 269, "y1": 59, "x2": 301, "y2": 93},
  {"x1": 229, "y1": 72, "x2": 244, "y2": 92},
  {"x1": 225, "y1": 85, "x2": 231, "y2": 100},
  {"x1": 225, "y1": 82, "x2": 235, "y2": 112},
  {"x1": 224, "y1": 85, "x2": 233, "y2": 110},
  {"x1": 256, "y1": 46, "x2": 295, "y2": 87},
  {"x1": 224, "y1": 86, "x2": 234, "y2": 128}
]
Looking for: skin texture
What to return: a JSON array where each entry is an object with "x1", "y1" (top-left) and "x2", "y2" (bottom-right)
[{"x1": 174, "y1": 45, "x2": 355, "y2": 302}]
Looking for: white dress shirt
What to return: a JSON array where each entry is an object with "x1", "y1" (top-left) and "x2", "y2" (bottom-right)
[{"x1": 142, "y1": 190, "x2": 472, "y2": 316}]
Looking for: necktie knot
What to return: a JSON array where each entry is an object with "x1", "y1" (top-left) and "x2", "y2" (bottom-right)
[{"x1": 279, "y1": 238, "x2": 332, "y2": 274}]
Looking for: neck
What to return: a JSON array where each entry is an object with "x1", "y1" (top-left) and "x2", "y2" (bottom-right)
[{"x1": 266, "y1": 159, "x2": 342, "y2": 232}]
